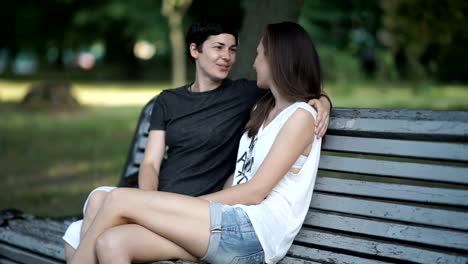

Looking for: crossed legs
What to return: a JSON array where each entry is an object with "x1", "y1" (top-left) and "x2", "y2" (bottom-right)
[
  {"x1": 65, "y1": 189, "x2": 110, "y2": 261},
  {"x1": 70, "y1": 188, "x2": 211, "y2": 264}
]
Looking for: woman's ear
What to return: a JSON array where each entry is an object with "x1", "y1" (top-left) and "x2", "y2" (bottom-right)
[{"x1": 189, "y1": 43, "x2": 199, "y2": 60}]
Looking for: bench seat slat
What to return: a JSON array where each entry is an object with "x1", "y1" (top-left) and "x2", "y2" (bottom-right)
[
  {"x1": 315, "y1": 177, "x2": 468, "y2": 206},
  {"x1": 279, "y1": 256, "x2": 321, "y2": 264},
  {"x1": 0, "y1": 243, "x2": 63, "y2": 264},
  {"x1": 323, "y1": 135, "x2": 468, "y2": 162},
  {"x1": 311, "y1": 193, "x2": 468, "y2": 230},
  {"x1": 285, "y1": 244, "x2": 391, "y2": 264},
  {"x1": 0, "y1": 256, "x2": 23, "y2": 264},
  {"x1": 295, "y1": 229, "x2": 468, "y2": 264},
  {"x1": 0, "y1": 229, "x2": 64, "y2": 260},
  {"x1": 304, "y1": 210, "x2": 468, "y2": 250},
  {"x1": 319, "y1": 155, "x2": 468, "y2": 184},
  {"x1": 7, "y1": 220, "x2": 66, "y2": 245},
  {"x1": 7, "y1": 218, "x2": 70, "y2": 234}
]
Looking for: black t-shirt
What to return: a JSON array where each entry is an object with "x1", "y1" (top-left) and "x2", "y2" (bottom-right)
[{"x1": 150, "y1": 79, "x2": 266, "y2": 196}]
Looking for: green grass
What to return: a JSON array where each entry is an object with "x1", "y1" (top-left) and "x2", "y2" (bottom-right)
[
  {"x1": 0, "y1": 106, "x2": 144, "y2": 218},
  {"x1": 326, "y1": 81, "x2": 468, "y2": 110},
  {"x1": 1, "y1": 80, "x2": 168, "y2": 218},
  {"x1": 0, "y1": 79, "x2": 467, "y2": 218}
]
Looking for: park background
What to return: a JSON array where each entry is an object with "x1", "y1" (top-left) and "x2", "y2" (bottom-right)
[{"x1": 1, "y1": 0, "x2": 467, "y2": 218}]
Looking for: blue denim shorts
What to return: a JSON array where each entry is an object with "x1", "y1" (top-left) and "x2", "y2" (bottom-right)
[{"x1": 201, "y1": 202, "x2": 264, "y2": 264}]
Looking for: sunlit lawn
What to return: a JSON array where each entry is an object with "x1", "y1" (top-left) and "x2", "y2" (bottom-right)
[
  {"x1": 2, "y1": 79, "x2": 468, "y2": 110},
  {"x1": 1, "y1": 79, "x2": 467, "y2": 218}
]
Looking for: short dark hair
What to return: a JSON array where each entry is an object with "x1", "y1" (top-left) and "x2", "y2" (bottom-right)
[{"x1": 185, "y1": 20, "x2": 238, "y2": 64}]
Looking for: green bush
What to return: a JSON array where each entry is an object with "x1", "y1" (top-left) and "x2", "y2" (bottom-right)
[{"x1": 317, "y1": 45, "x2": 364, "y2": 83}]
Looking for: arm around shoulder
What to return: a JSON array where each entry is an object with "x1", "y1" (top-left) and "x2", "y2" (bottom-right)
[
  {"x1": 201, "y1": 108, "x2": 316, "y2": 205},
  {"x1": 308, "y1": 93, "x2": 331, "y2": 138}
]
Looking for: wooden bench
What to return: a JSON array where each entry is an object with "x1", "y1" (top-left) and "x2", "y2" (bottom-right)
[{"x1": 1, "y1": 97, "x2": 468, "y2": 264}]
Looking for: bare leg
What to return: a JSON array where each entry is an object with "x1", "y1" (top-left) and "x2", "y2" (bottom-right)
[
  {"x1": 70, "y1": 188, "x2": 211, "y2": 264},
  {"x1": 96, "y1": 224, "x2": 198, "y2": 264},
  {"x1": 64, "y1": 190, "x2": 109, "y2": 262},
  {"x1": 81, "y1": 190, "x2": 109, "y2": 238},
  {"x1": 65, "y1": 243, "x2": 75, "y2": 262}
]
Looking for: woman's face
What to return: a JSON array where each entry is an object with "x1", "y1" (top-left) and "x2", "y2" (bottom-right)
[
  {"x1": 253, "y1": 40, "x2": 272, "y2": 89},
  {"x1": 191, "y1": 33, "x2": 237, "y2": 82}
]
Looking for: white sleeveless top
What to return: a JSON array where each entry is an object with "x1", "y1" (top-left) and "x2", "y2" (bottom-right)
[{"x1": 232, "y1": 102, "x2": 322, "y2": 263}]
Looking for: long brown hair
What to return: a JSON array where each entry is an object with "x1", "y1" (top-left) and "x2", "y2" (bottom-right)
[{"x1": 245, "y1": 21, "x2": 323, "y2": 137}]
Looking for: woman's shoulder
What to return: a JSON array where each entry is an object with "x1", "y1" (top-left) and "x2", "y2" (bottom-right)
[
  {"x1": 288, "y1": 102, "x2": 317, "y2": 119},
  {"x1": 271, "y1": 102, "x2": 316, "y2": 134}
]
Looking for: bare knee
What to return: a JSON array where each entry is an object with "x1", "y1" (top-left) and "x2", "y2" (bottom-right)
[
  {"x1": 64, "y1": 242, "x2": 75, "y2": 262},
  {"x1": 104, "y1": 188, "x2": 131, "y2": 212},
  {"x1": 84, "y1": 191, "x2": 108, "y2": 219},
  {"x1": 96, "y1": 229, "x2": 130, "y2": 263}
]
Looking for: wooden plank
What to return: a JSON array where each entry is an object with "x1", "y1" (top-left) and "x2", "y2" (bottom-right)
[
  {"x1": 134, "y1": 152, "x2": 144, "y2": 165},
  {"x1": 323, "y1": 135, "x2": 468, "y2": 162},
  {"x1": 0, "y1": 256, "x2": 22, "y2": 264},
  {"x1": 139, "y1": 121, "x2": 150, "y2": 136},
  {"x1": 304, "y1": 210, "x2": 468, "y2": 251},
  {"x1": 138, "y1": 136, "x2": 148, "y2": 150},
  {"x1": 150, "y1": 261, "x2": 193, "y2": 264},
  {"x1": 0, "y1": 243, "x2": 63, "y2": 264},
  {"x1": 285, "y1": 244, "x2": 391, "y2": 264},
  {"x1": 7, "y1": 218, "x2": 70, "y2": 234},
  {"x1": 0, "y1": 230, "x2": 64, "y2": 260},
  {"x1": 279, "y1": 256, "x2": 321, "y2": 264},
  {"x1": 310, "y1": 193, "x2": 468, "y2": 230},
  {"x1": 124, "y1": 165, "x2": 139, "y2": 179},
  {"x1": 328, "y1": 108, "x2": 468, "y2": 141},
  {"x1": 318, "y1": 155, "x2": 468, "y2": 184},
  {"x1": 7, "y1": 221, "x2": 66, "y2": 245},
  {"x1": 295, "y1": 229, "x2": 468, "y2": 264},
  {"x1": 315, "y1": 177, "x2": 468, "y2": 206}
]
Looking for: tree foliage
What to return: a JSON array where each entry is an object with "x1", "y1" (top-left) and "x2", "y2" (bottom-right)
[
  {"x1": 382, "y1": 0, "x2": 468, "y2": 82},
  {"x1": 1, "y1": 0, "x2": 466, "y2": 83}
]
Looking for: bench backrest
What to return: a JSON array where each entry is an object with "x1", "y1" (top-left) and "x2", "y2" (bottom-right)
[
  {"x1": 295, "y1": 108, "x2": 468, "y2": 263},
  {"x1": 120, "y1": 99, "x2": 468, "y2": 263},
  {"x1": 118, "y1": 97, "x2": 157, "y2": 187}
]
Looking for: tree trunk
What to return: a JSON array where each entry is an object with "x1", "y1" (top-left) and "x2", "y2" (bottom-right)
[
  {"x1": 231, "y1": 0, "x2": 304, "y2": 80},
  {"x1": 162, "y1": 0, "x2": 192, "y2": 87},
  {"x1": 167, "y1": 14, "x2": 186, "y2": 87}
]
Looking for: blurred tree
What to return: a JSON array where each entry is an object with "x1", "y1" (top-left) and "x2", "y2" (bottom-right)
[
  {"x1": 382, "y1": 0, "x2": 468, "y2": 82},
  {"x1": 299, "y1": 0, "x2": 381, "y2": 79},
  {"x1": 1, "y1": 0, "x2": 168, "y2": 79},
  {"x1": 72, "y1": 0, "x2": 168, "y2": 79},
  {"x1": 231, "y1": 0, "x2": 304, "y2": 80},
  {"x1": 0, "y1": 0, "x2": 77, "y2": 72},
  {"x1": 162, "y1": 0, "x2": 192, "y2": 87}
]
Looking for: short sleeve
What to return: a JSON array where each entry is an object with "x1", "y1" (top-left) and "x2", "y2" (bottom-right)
[{"x1": 149, "y1": 95, "x2": 167, "y2": 131}]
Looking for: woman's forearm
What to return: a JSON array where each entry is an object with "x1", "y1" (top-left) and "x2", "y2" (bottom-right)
[{"x1": 199, "y1": 182, "x2": 264, "y2": 205}]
